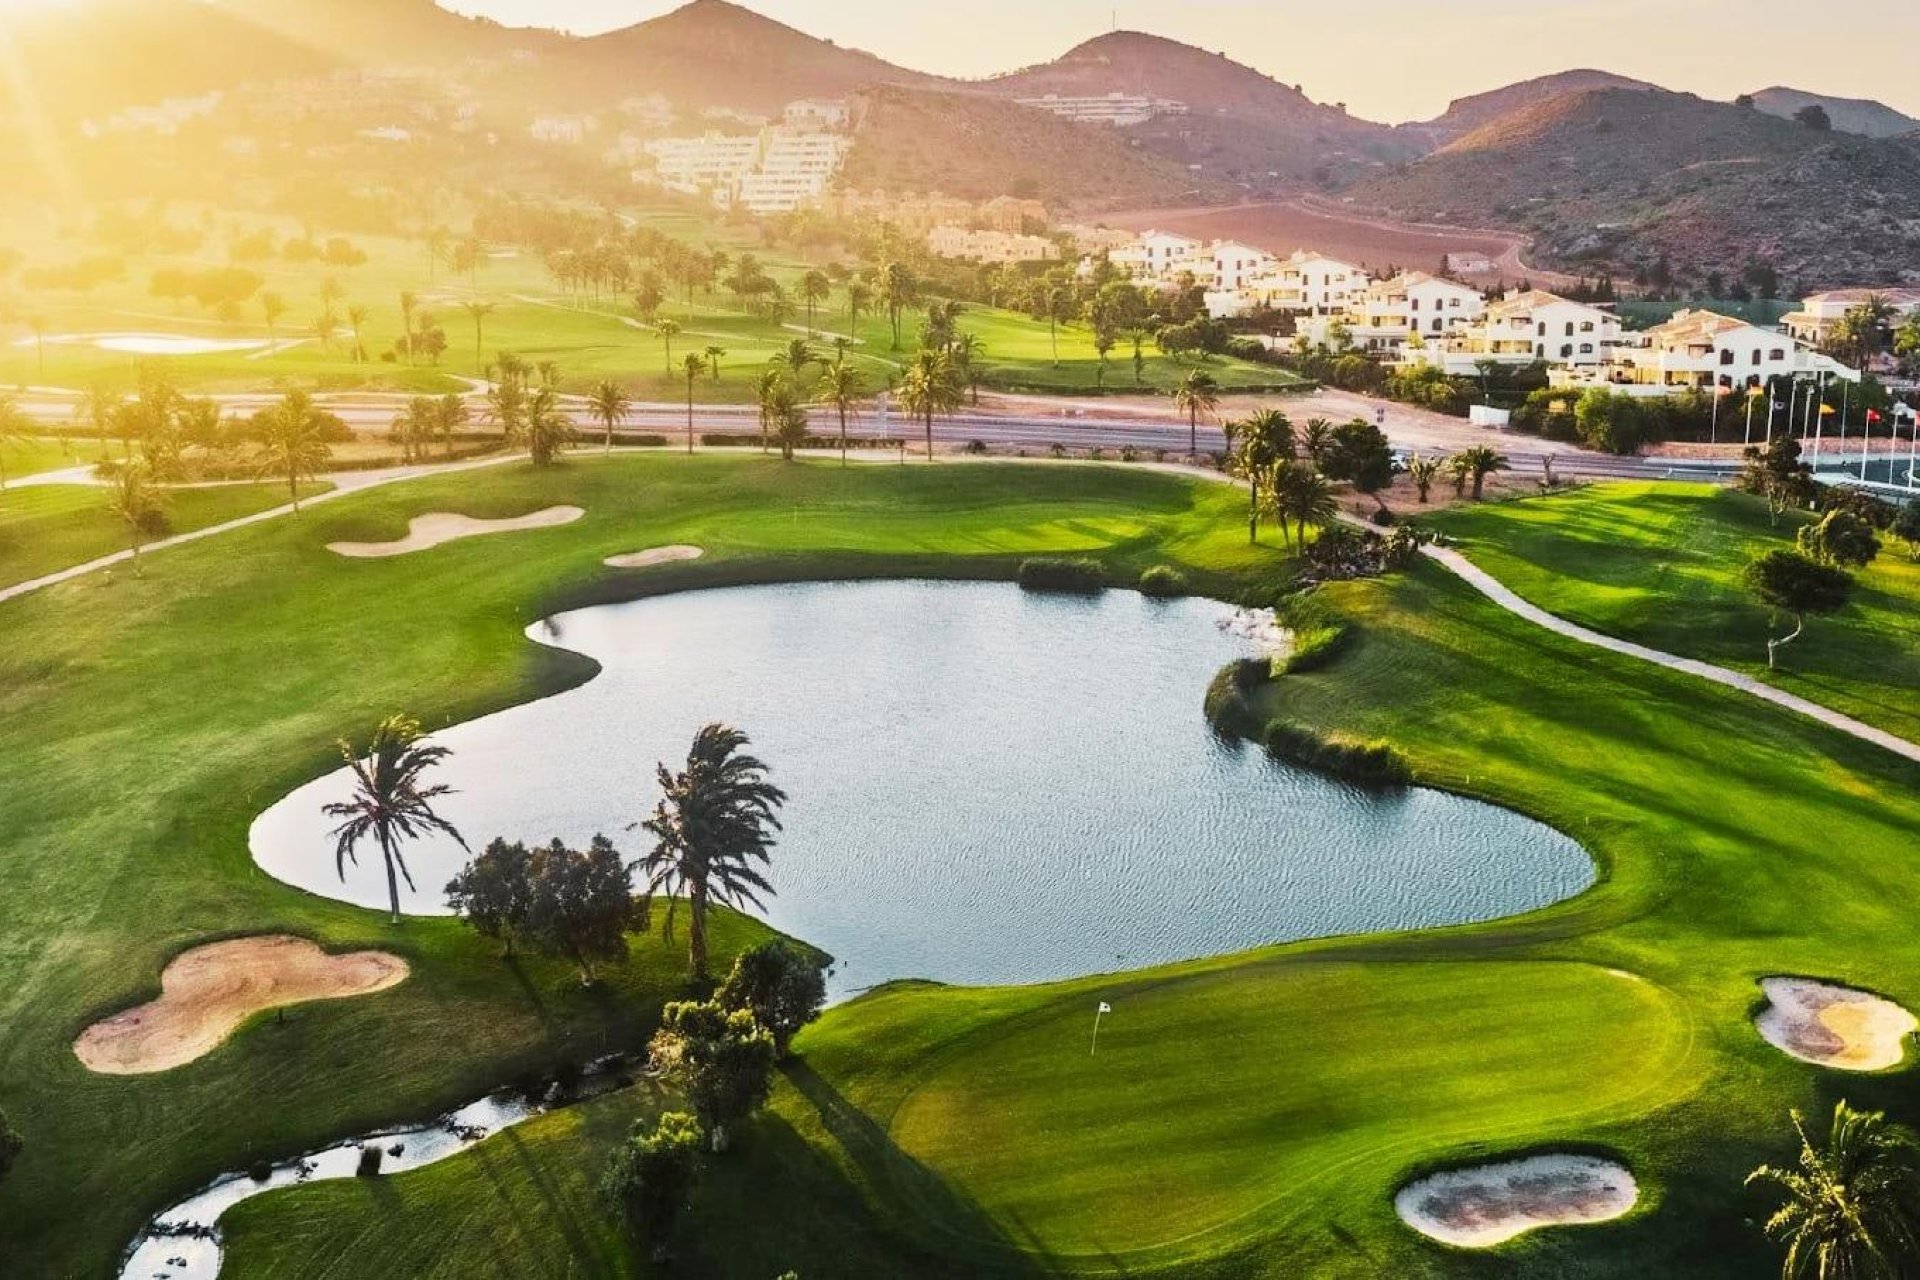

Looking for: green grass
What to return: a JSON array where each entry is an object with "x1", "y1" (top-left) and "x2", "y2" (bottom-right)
[
  {"x1": 10, "y1": 457, "x2": 1920, "y2": 1279},
  {"x1": 1430, "y1": 481, "x2": 1920, "y2": 740},
  {"x1": 0, "y1": 480, "x2": 328, "y2": 588}
]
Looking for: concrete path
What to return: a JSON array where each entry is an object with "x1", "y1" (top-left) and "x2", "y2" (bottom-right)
[{"x1": 1424, "y1": 544, "x2": 1920, "y2": 767}]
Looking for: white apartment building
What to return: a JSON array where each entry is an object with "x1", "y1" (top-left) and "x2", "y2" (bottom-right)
[
  {"x1": 926, "y1": 226, "x2": 1059, "y2": 264},
  {"x1": 1110, "y1": 231, "x2": 1208, "y2": 285},
  {"x1": 1014, "y1": 92, "x2": 1189, "y2": 127},
  {"x1": 639, "y1": 129, "x2": 851, "y2": 215},
  {"x1": 1551, "y1": 309, "x2": 1859, "y2": 397},
  {"x1": 1300, "y1": 271, "x2": 1485, "y2": 354},
  {"x1": 1205, "y1": 250, "x2": 1369, "y2": 319},
  {"x1": 1399, "y1": 290, "x2": 1624, "y2": 374},
  {"x1": 1781, "y1": 287, "x2": 1920, "y2": 348}
]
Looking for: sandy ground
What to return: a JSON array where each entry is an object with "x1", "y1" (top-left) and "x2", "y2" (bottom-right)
[
  {"x1": 1396, "y1": 1154, "x2": 1639, "y2": 1247},
  {"x1": 327, "y1": 506, "x2": 584, "y2": 558},
  {"x1": 74, "y1": 935, "x2": 408, "y2": 1075},
  {"x1": 604, "y1": 544, "x2": 704, "y2": 569},
  {"x1": 1755, "y1": 977, "x2": 1917, "y2": 1071}
]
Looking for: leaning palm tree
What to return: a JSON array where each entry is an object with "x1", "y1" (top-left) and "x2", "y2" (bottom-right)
[
  {"x1": 1748, "y1": 1101, "x2": 1920, "y2": 1280},
  {"x1": 323, "y1": 715, "x2": 467, "y2": 925},
  {"x1": 1173, "y1": 369, "x2": 1220, "y2": 458},
  {"x1": 899, "y1": 347, "x2": 961, "y2": 461},
  {"x1": 1267, "y1": 459, "x2": 1337, "y2": 548},
  {"x1": 639, "y1": 724, "x2": 787, "y2": 980},
  {"x1": 817, "y1": 361, "x2": 867, "y2": 467},
  {"x1": 587, "y1": 379, "x2": 631, "y2": 453},
  {"x1": 103, "y1": 459, "x2": 166, "y2": 573},
  {"x1": 1225, "y1": 408, "x2": 1294, "y2": 543}
]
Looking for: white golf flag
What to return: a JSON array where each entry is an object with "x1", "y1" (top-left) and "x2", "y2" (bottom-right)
[{"x1": 1098, "y1": 1002, "x2": 1112, "y2": 1014}]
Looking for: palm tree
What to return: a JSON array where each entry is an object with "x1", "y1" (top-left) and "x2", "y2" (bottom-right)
[
  {"x1": 1748, "y1": 1101, "x2": 1920, "y2": 1280},
  {"x1": 1458, "y1": 446, "x2": 1510, "y2": 500},
  {"x1": 1407, "y1": 454, "x2": 1441, "y2": 504},
  {"x1": 460, "y1": 300, "x2": 494, "y2": 373},
  {"x1": 639, "y1": 723, "x2": 787, "y2": 981},
  {"x1": 818, "y1": 361, "x2": 867, "y2": 467},
  {"x1": 845, "y1": 280, "x2": 872, "y2": 340},
  {"x1": 253, "y1": 390, "x2": 335, "y2": 511},
  {"x1": 434, "y1": 394, "x2": 468, "y2": 459},
  {"x1": 900, "y1": 347, "x2": 961, "y2": 461},
  {"x1": 103, "y1": 459, "x2": 165, "y2": 573},
  {"x1": 1225, "y1": 409, "x2": 1294, "y2": 543},
  {"x1": 588, "y1": 379, "x2": 631, "y2": 453},
  {"x1": 657, "y1": 318, "x2": 681, "y2": 373},
  {"x1": 704, "y1": 345, "x2": 726, "y2": 383},
  {"x1": 800, "y1": 269, "x2": 831, "y2": 332},
  {"x1": 0, "y1": 392, "x2": 31, "y2": 491},
  {"x1": 260, "y1": 292, "x2": 287, "y2": 352},
  {"x1": 1266, "y1": 459, "x2": 1337, "y2": 548},
  {"x1": 323, "y1": 715, "x2": 467, "y2": 925},
  {"x1": 682, "y1": 352, "x2": 708, "y2": 455},
  {"x1": 1173, "y1": 369, "x2": 1220, "y2": 458}
]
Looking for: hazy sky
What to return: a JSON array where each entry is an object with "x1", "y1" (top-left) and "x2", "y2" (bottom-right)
[{"x1": 443, "y1": 0, "x2": 1920, "y2": 122}]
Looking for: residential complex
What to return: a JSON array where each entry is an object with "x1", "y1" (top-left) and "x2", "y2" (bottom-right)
[{"x1": 1013, "y1": 92, "x2": 1188, "y2": 126}]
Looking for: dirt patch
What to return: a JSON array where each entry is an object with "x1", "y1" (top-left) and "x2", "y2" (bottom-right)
[
  {"x1": 328, "y1": 506, "x2": 583, "y2": 557},
  {"x1": 1396, "y1": 1154, "x2": 1638, "y2": 1247},
  {"x1": 604, "y1": 544, "x2": 704, "y2": 569},
  {"x1": 1756, "y1": 977, "x2": 1916, "y2": 1071},
  {"x1": 74, "y1": 936, "x2": 408, "y2": 1074}
]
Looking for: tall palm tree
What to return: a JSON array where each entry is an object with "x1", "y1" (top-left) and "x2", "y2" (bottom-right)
[
  {"x1": 588, "y1": 379, "x2": 631, "y2": 454},
  {"x1": 900, "y1": 347, "x2": 961, "y2": 461},
  {"x1": 682, "y1": 352, "x2": 708, "y2": 455},
  {"x1": 1266, "y1": 459, "x2": 1337, "y2": 548},
  {"x1": 639, "y1": 723, "x2": 786, "y2": 981},
  {"x1": 1748, "y1": 1101, "x2": 1920, "y2": 1280},
  {"x1": 0, "y1": 392, "x2": 31, "y2": 491},
  {"x1": 253, "y1": 390, "x2": 336, "y2": 511},
  {"x1": 103, "y1": 459, "x2": 165, "y2": 573},
  {"x1": 460, "y1": 300, "x2": 494, "y2": 374},
  {"x1": 1225, "y1": 409, "x2": 1294, "y2": 543},
  {"x1": 800, "y1": 269, "x2": 831, "y2": 332},
  {"x1": 1458, "y1": 445, "x2": 1511, "y2": 500},
  {"x1": 817, "y1": 361, "x2": 867, "y2": 467},
  {"x1": 1173, "y1": 369, "x2": 1220, "y2": 458},
  {"x1": 323, "y1": 714, "x2": 467, "y2": 925},
  {"x1": 657, "y1": 318, "x2": 681, "y2": 373}
]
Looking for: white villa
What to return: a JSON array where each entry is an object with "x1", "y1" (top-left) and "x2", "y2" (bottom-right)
[
  {"x1": 1551, "y1": 309, "x2": 1859, "y2": 396},
  {"x1": 1205, "y1": 251, "x2": 1369, "y2": 319}
]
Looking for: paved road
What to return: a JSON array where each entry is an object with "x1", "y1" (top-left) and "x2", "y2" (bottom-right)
[{"x1": 1425, "y1": 544, "x2": 1920, "y2": 767}]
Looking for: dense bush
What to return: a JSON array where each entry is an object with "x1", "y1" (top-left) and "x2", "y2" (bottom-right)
[
  {"x1": 1138, "y1": 564, "x2": 1190, "y2": 598},
  {"x1": 1017, "y1": 557, "x2": 1105, "y2": 593},
  {"x1": 1263, "y1": 720, "x2": 1412, "y2": 787}
]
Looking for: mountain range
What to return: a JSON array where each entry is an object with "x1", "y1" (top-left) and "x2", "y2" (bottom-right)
[{"x1": 5, "y1": 0, "x2": 1920, "y2": 285}]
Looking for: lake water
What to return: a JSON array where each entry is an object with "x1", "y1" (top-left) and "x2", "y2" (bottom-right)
[{"x1": 251, "y1": 581, "x2": 1592, "y2": 994}]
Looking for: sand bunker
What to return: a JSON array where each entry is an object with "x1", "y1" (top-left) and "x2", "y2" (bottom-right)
[
  {"x1": 1755, "y1": 977, "x2": 1917, "y2": 1071},
  {"x1": 328, "y1": 506, "x2": 583, "y2": 558},
  {"x1": 1396, "y1": 1154, "x2": 1638, "y2": 1248},
  {"x1": 74, "y1": 935, "x2": 408, "y2": 1075},
  {"x1": 603, "y1": 544, "x2": 704, "y2": 569}
]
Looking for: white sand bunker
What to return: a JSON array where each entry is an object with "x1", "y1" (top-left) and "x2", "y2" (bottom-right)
[
  {"x1": 74, "y1": 935, "x2": 408, "y2": 1075},
  {"x1": 1396, "y1": 1154, "x2": 1638, "y2": 1248},
  {"x1": 604, "y1": 544, "x2": 704, "y2": 569},
  {"x1": 1756, "y1": 977, "x2": 1917, "y2": 1071},
  {"x1": 328, "y1": 506, "x2": 584, "y2": 558}
]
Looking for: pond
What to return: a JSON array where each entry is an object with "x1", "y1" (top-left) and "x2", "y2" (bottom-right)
[{"x1": 252, "y1": 581, "x2": 1593, "y2": 995}]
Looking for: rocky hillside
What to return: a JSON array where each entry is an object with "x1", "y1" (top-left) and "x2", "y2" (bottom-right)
[
  {"x1": 840, "y1": 86, "x2": 1228, "y2": 211},
  {"x1": 1748, "y1": 87, "x2": 1920, "y2": 139},
  {"x1": 979, "y1": 31, "x2": 1420, "y2": 191},
  {"x1": 1351, "y1": 87, "x2": 1920, "y2": 287}
]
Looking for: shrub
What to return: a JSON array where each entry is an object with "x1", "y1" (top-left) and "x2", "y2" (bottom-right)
[
  {"x1": 1018, "y1": 558, "x2": 1105, "y2": 594},
  {"x1": 1138, "y1": 565, "x2": 1189, "y2": 598},
  {"x1": 1263, "y1": 720, "x2": 1411, "y2": 786}
]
